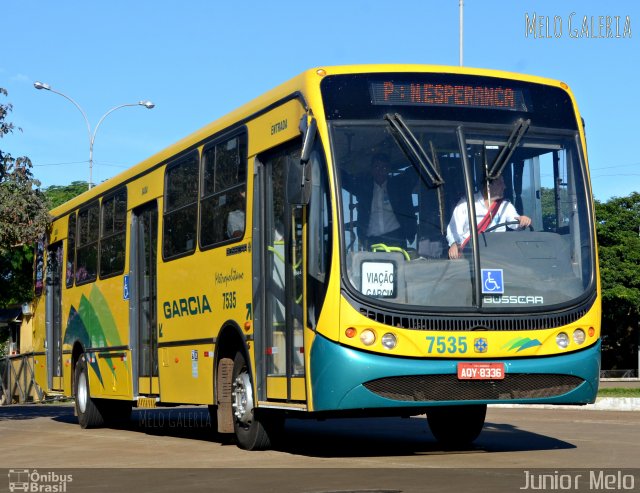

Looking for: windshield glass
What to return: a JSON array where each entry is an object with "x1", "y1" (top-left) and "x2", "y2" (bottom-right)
[{"x1": 333, "y1": 121, "x2": 593, "y2": 310}]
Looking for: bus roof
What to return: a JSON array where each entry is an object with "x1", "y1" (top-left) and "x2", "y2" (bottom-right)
[{"x1": 49, "y1": 64, "x2": 572, "y2": 217}]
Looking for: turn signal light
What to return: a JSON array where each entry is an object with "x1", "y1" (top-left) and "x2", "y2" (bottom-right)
[{"x1": 345, "y1": 327, "x2": 357, "y2": 338}]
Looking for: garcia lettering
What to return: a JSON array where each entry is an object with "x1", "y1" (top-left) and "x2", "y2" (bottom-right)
[{"x1": 163, "y1": 294, "x2": 212, "y2": 319}]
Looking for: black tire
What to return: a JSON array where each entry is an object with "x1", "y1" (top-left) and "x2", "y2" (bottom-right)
[
  {"x1": 231, "y1": 352, "x2": 283, "y2": 450},
  {"x1": 74, "y1": 355, "x2": 105, "y2": 429},
  {"x1": 100, "y1": 399, "x2": 133, "y2": 426},
  {"x1": 427, "y1": 404, "x2": 487, "y2": 448}
]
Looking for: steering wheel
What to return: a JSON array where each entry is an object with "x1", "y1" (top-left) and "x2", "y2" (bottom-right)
[{"x1": 484, "y1": 220, "x2": 532, "y2": 233}]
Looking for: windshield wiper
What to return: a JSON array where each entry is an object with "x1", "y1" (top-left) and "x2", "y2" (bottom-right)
[
  {"x1": 487, "y1": 118, "x2": 531, "y2": 179},
  {"x1": 384, "y1": 113, "x2": 444, "y2": 187}
]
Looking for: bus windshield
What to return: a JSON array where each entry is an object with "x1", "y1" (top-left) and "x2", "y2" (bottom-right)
[{"x1": 332, "y1": 119, "x2": 593, "y2": 310}]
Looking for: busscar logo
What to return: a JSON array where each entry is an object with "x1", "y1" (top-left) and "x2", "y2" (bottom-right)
[{"x1": 8, "y1": 469, "x2": 73, "y2": 492}]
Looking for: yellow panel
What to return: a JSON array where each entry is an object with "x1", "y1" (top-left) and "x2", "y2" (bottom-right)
[
  {"x1": 265, "y1": 377, "x2": 307, "y2": 401},
  {"x1": 158, "y1": 344, "x2": 214, "y2": 404},
  {"x1": 33, "y1": 355, "x2": 48, "y2": 393},
  {"x1": 247, "y1": 99, "x2": 305, "y2": 156},
  {"x1": 62, "y1": 354, "x2": 73, "y2": 395},
  {"x1": 151, "y1": 377, "x2": 160, "y2": 395},
  {"x1": 332, "y1": 294, "x2": 602, "y2": 359},
  {"x1": 290, "y1": 377, "x2": 306, "y2": 401},
  {"x1": 266, "y1": 376, "x2": 287, "y2": 400},
  {"x1": 138, "y1": 378, "x2": 151, "y2": 395},
  {"x1": 137, "y1": 377, "x2": 160, "y2": 396},
  {"x1": 49, "y1": 215, "x2": 67, "y2": 245},
  {"x1": 127, "y1": 167, "x2": 165, "y2": 210},
  {"x1": 87, "y1": 351, "x2": 132, "y2": 399},
  {"x1": 51, "y1": 376, "x2": 63, "y2": 391}
]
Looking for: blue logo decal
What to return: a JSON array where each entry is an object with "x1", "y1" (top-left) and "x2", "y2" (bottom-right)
[
  {"x1": 474, "y1": 337, "x2": 488, "y2": 353},
  {"x1": 481, "y1": 269, "x2": 504, "y2": 294},
  {"x1": 123, "y1": 275, "x2": 130, "y2": 300}
]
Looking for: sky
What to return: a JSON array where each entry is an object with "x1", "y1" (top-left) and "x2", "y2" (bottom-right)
[{"x1": 2, "y1": 0, "x2": 639, "y2": 201}]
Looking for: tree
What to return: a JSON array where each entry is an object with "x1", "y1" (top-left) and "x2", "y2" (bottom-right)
[
  {"x1": 595, "y1": 193, "x2": 640, "y2": 371},
  {"x1": 0, "y1": 88, "x2": 51, "y2": 309},
  {"x1": 44, "y1": 181, "x2": 88, "y2": 209}
]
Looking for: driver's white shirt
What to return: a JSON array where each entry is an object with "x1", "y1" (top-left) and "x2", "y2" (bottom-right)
[{"x1": 446, "y1": 192, "x2": 520, "y2": 247}]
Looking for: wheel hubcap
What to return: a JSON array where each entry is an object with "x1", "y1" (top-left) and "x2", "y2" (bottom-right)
[
  {"x1": 77, "y1": 371, "x2": 87, "y2": 413},
  {"x1": 232, "y1": 371, "x2": 254, "y2": 425}
]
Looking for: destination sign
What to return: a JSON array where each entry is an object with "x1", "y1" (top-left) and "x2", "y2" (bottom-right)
[{"x1": 370, "y1": 80, "x2": 530, "y2": 112}]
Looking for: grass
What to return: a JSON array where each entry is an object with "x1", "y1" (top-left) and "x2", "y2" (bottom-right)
[{"x1": 597, "y1": 387, "x2": 640, "y2": 398}]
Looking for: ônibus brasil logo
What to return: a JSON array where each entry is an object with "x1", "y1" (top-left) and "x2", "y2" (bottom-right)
[{"x1": 8, "y1": 469, "x2": 73, "y2": 492}]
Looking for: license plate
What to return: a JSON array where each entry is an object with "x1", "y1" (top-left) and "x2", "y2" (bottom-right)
[{"x1": 457, "y1": 362, "x2": 505, "y2": 380}]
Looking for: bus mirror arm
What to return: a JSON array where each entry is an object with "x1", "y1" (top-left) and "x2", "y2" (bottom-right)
[
  {"x1": 287, "y1": 115, "x2": 316, "y2": 205},
  {"x1": 300, "y1": 114, "x2": 317, "y2": 165}
]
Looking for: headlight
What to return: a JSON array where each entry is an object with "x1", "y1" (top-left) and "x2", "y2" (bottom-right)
[
  {"x1": 573, "y1": 329, "x2": 586, "y2": 345},
  {"x1": 360, "y1": 329, "x2": 376, "y2": 346},
  {"x1": 381, "y1": 333, "x2": 397, "y2": 350},
  {"x1": 556, "y1": 332, "x2": 569, "y2": 349}
]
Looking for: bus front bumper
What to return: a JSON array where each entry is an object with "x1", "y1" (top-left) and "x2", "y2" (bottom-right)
[{"x1": 310, "y1": 334, "x2": 600, "y2": 412}]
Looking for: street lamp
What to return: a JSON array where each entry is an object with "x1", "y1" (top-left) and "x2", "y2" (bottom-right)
[{"x1": 34, "y1": 81, "x2": 155, "y2": 189}]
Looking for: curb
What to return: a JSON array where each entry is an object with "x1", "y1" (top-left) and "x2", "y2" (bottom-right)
[{"x1": 490, "y1": 397, "x2": 640, "y2": 411}]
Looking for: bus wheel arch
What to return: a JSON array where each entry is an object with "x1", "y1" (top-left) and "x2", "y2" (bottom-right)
[
  {"x1": 214, "y1": 322, "x2": 281, "y2": 449},
  {"x1": 214, "y1": 322, "x2": 248, "y2": 435},
  {"x1": 71, "y1": 342, "x2": 85, "y2": 396}
]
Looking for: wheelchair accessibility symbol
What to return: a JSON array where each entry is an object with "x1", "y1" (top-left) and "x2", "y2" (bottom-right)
[{"x1": 481, "y1": 269, "x2": 504, "y2": 294}]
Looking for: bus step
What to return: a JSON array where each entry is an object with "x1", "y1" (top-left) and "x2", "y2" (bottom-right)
[{"x1": 136, "y1": 397, "x2": 158, "y2": 408}]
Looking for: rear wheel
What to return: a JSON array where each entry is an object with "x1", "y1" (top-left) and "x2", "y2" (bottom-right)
[
  {"x1": 74, "y1": 354, "x2": 105, "y2": 429},
  {"x1": 427, "y1": 404, "x2": 487, "y2": 448},
  {"x1": 231, "y1": 352, "x2": 282, "y2": 450}
]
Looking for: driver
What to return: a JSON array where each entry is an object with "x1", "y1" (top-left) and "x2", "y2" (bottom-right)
[{"x1": 446, "y1": 175, "x2": 531, "y2": 259}]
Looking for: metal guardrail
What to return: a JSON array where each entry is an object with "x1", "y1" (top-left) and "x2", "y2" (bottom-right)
[
  {"x1": 0, "y1": 353, "x2": 44, "y2": 405},
  {"x1": 600, "y1": 369, "x2": 638, "y2": 379}
]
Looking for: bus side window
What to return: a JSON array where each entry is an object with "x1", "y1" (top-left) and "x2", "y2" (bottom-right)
[
  {"x1": 200, "y1": 132, "x2": 247, "y2": 248},
  {"x1": 76, "y1": 201, "x2": 100, "y2": 284},
  {"x1": 163, "y1": 152, "x2": 199, "y2": 259},
  {"x1": 99, "y1": 188, "x2": 127, "y2": 278},
  {"x1": 66, "y1": 212, "x2": 76, "y2": 288}
]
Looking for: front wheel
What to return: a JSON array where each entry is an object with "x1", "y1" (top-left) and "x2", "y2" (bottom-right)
[
  {"x1": 74, "y1": 354, "x2": 105, "y2": 429},
  {"x1": 231, "y1": 352, "x2": 283, "y2": 450},
  {"x1": 427, "y1": 404, "x2": 487, "y2": 448}
]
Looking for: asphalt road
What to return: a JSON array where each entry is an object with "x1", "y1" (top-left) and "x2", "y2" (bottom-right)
[{"x1": 1, "y1": 403, "x2": 639, "y2": 492}]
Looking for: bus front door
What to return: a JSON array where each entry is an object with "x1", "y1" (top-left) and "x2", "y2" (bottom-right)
[
  {"x1": 254, "y1": 143, "x2": 307, "y2": 403},
  {"x1": 131, "y1": 202, "x2": 159, "y2": 396}
]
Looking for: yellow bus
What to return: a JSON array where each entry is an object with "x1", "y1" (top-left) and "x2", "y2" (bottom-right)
[{"x1": 31, "y1": 65, "x2": 600, "y2": 450}]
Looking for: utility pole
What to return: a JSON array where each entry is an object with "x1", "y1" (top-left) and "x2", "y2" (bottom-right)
[{"x1": 459, "y1": 0, "x2": 464, "y2": 66}]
